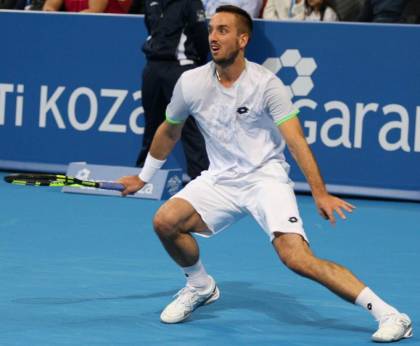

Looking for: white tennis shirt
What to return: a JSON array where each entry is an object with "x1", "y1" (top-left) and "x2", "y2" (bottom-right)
[{"x1": 166, "y1": 60, "x2": 299, "y2": 182}]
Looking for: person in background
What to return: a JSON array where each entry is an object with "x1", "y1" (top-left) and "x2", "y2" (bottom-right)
[
  {"x1": 202, "y1": 0, "x2": 264, "y2": 18},
  {"x1": 136, "y1": 0, "x2": 210, "y2": 182},
  {"x1": 357, "y1": 0, "x2": 406, "y2": 23},
  {"x1": 43, "y1": 0, "x2": 132, "y2": 13},
  {"x1": 263, "y1": 0, "x2": 338, "y2": 21},
  {"x1": 0, "y1": 0, "x2": 17, "y2": 9},
  {"x1": 15, "y1": 0, "x2": 45, "y2": 10},
  {"x1": 327, "y1": 0, "x2": 364, "y2": 22},
  {"x1": 399, "y1": 0, "x2": 420, "y2": 24}
]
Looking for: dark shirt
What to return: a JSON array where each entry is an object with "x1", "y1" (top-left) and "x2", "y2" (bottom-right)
[
  {"x1": 14, "y1": 0, "x2": 45, "y2": 10},
  {"x1": 142, "y1": 0, "x2": 209, "y2": 64},
  {"x1": 130, "y1": 0, "x2": 145, "y2": 13},
  {"x1": 0, "y1": 0, "x2": 17, "y2": 9},
  {"x1": 400, "y1": 0, "x2": 420, "y2": 23},
  {"x1": 358, "y1": 0, "x2": 407, "y2": 23}
]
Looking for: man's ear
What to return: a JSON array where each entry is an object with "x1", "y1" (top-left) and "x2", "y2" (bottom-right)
[{"x1": 239, "y1": 33, "x2": 249, "y2": 49}]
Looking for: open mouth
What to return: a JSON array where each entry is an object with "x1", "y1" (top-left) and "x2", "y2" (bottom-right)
[{"x1": 210, "y1": 43, "x2": 220, "y2": 53}]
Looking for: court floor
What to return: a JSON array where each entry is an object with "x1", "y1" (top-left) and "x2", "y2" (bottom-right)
[{"x1": 0, "y1": 172, "x2": 419, "y2": 345}]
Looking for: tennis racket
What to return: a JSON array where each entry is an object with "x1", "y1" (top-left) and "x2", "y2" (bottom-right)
[{"x1": 4, "y1": 173, "x2": 125, "y2": 191}]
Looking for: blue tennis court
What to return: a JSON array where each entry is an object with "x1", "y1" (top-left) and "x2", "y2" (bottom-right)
[{"x1": 0, "y1": 172, "x2": 419, "y2": 345}]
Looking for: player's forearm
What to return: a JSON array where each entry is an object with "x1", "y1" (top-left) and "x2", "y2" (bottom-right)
[
  {"x1": 288, "y1": 137, "x2": 328, "y2": 198},
  {"x1": 149, "y1": 122, "x2": 182, "y2": 161}
]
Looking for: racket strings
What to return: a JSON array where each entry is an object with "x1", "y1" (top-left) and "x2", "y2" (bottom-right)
[
  {"x1": 4, "y1": 174, "x2": 88, "y2": 187},
  {"x1": 3, "y1": 173, "x2": 122, "y2": 190}
]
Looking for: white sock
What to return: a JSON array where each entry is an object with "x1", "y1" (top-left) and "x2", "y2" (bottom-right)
[
  {"x1": 355, "y1": 287, "x2": 399, "y2": 321},
  {"x1": 182, "y1": 260, "x2": 212, "y2": 290}
]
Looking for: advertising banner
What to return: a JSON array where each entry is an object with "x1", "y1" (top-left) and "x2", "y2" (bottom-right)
[
  {"x1": 249, "y1": 21, "x2": 420, "y2": 199},
  {"x1": 0, "y1": 11, "x2": 185, "y2": 172},
  {"x1": 1, "y1": 11, "x2": 419, "y2": 199}
]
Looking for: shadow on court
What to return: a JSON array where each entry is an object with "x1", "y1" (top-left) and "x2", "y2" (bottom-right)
[
  {"x1": 193, "y1": 281, "x2": 371, "y2": 334},
  {"x1": 13, "y1": 290, "x2": 175, "y2": 305},
  {"x1": 12, "y1": 280, "x2": 371, "y2": 334}
]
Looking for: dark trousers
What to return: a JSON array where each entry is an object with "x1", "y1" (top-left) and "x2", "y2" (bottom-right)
[{"x1": 136, "y1": 61, "x2": 209, "y2": 179}]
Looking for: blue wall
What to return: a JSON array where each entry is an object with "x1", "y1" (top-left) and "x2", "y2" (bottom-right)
[{"x1": 1, "y1": 11, "x2": 419, "y2": 200}]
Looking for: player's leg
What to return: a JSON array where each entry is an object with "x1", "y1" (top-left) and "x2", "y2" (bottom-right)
[
  {"x1": 273, "y1": 234, "x2": 412, "y2": 342},
  {"x1": 247, "y1": 173, "x2": 412, "y2": 342},
  {"x1": 248, "y1": 178, "x2": 365, "y2": 300},
  {"x1": 273, "y1": 233, "x2": 364, "y2": 301},
  {"x1": 153, "y1": 197, "x2": 207, "y2": 268},
  {"x1": 154, "y1": 197, "x2": 220, "y2": 323},
  {"x1": 154, "y1": 175, "x2": 242, "y2": 323}
]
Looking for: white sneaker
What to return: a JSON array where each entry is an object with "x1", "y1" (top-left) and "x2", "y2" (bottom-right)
[
  {"x1": 160, "y1": 277, "x2": 220, "y2": 324},
  {"x1": 372, "y1": 313, "x2": 413, "y2": 342}
]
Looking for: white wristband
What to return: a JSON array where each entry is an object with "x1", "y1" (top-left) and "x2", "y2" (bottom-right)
[{"x1": 138, "y1": 153, "x2": 166, "y2": 182}]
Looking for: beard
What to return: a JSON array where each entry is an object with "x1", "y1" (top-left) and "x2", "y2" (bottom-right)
[{"x1": 212, "y1": 47, "x2": 240, "y2": 68}]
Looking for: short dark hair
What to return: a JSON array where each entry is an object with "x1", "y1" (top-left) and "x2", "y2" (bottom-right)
[{"x1": 215, "y1": 5, "x2": 253, "y2": 37}]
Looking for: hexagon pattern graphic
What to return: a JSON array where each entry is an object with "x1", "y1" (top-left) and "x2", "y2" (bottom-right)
[
  {"x1": 263, "y1": 57, "x2": 282, "y2": 73},
  {"x1": 263, "y1": 49, "x2": 317, "y2": 98},
  {"x1": 292, "y1": 76, "x2": 314, "y2": 96},
  {"x1": 280, "y1": 49, "x2": 301, "y2": 67}
]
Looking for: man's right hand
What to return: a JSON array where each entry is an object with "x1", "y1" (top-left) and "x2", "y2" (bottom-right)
[{"x1": 117, "y1": 175, "x2": 146, "y2": 196}]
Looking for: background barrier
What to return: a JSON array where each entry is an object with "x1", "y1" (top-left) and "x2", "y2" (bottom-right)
[{"x1": 1, "y1": 11, "x2": 419, "y2": 200}]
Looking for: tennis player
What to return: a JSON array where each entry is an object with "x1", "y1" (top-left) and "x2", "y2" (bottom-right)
[{"x1": 119, "y1": 5, "x2": 412, "y2": 342}]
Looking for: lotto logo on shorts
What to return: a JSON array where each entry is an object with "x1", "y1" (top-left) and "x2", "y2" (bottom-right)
[
  {"x1": 288, "y1": 217, "x2": 298, "y2": 223},
  {"x1": 237, "y1": 107, "x2": 249, "y2": 114}
]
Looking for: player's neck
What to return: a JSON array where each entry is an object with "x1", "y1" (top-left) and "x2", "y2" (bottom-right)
[{"x1": 215, "y1": 57, "x2": 246, "y2": 88}]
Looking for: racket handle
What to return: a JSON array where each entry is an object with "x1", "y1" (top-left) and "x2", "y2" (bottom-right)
[{"x1": 98, "y1": 181, "x2": 125, "y2": 191}]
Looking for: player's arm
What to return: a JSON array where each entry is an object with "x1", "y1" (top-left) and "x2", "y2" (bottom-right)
[
  {"x1": 118, "y1": 121, "x2": 184, "y2": 196},
  {"x1": 278, "y1": 117, "x2": 355, "y2": 224},
  {"x1": 43, "y1": 0, "x2": 63, "y2": 11},
  {"x1": 149, "y1": 121, "x2": 183, "y2": 160},
  {"x1": 119, "y1": 74, "x2": 190, "y2": 196}
]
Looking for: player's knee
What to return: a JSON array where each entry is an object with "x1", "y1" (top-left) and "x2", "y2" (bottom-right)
[
  {"x1": 274, "y1": 234, "x2": 316, "y2": 276},
  {"x1": 152, "y1": 211, "x2": 180, "y2": 239},
  {"x1": 281, "y1": 252, "x2": 302, "y2": 272},
  {"x1": 281, "y1": 251, "x2": 314, "y2": 276}
]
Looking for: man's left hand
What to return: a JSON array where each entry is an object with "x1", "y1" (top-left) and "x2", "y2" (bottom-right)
[{"x1": 314, "y1": 194, "x2": 356, "y2": 225}]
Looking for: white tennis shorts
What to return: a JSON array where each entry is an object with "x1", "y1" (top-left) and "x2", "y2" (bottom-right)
[{"x1": 172, "y1": 162, "x2": 308, "y2": 243}]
